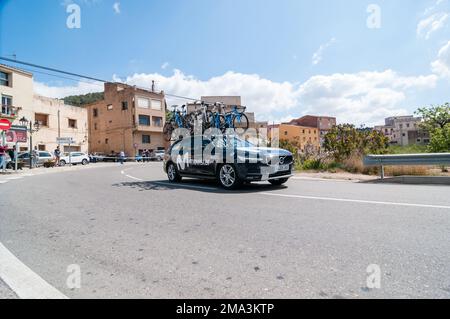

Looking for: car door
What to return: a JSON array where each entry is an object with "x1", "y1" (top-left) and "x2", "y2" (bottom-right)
[
  {"x1": 175, "y1": 137, "x2": 195, "y2": 175},
  {"x1": 192, "y1": 137, "x2": 216, "y2": 176},
  {"x1": 71, "y1": 153, "x2": 82, "y2": 164},
  {"x1": 38, "y1": 152, "x2": 52, "y2": 165}
]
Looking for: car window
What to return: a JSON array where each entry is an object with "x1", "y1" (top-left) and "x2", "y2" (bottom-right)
[{"x1": 39, "y1": 152, "x2": 52, "y2": 157}]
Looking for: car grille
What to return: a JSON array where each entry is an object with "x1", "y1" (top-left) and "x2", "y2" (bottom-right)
[{"x1": 267, "y1": 155, "x2": 293, "y2": 165}]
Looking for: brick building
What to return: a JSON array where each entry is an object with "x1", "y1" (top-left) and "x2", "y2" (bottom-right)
[
  {"x1": 86, "y1": 82, "x2": 166, "y2": 156},
  {"x1": 286, "y1": 115, "x2": 336, "y2": 145}
]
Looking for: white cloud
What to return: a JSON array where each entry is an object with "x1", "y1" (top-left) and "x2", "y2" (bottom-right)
[
  {"x1": 161, "y1": 62, "x2": 170, "y2": 70},
  {"x1": 34, "y1": 68, "x2": 438, "y2": 127},
  {"x1": 431, "y1": 40, "x2": 450, "y2": 78},
  {"x1": 297, "y1": 71, "x2": 437, "y2": 126},
  {"x1": 423, "y1": 0, "x2": 446, "y2": 16},
  {"x1": 417, "y1": 12, "x2": 449, "y2": 39},
  {"x1": 33, "y1": 80, "x2": 103, "y2": 98},
  {"x1": 113, "y1": 2, "x2": 120, "y2": 14},
  {"x1": 312, "y1": 38, "x2": 336, "y2": 65}
]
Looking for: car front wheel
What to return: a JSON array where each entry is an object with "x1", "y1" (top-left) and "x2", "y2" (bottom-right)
[
  {"x1": 218, "y1": 164, "x2": 242, "y2": 189},
  {"x1": 167, "y1": 162, "x2": 182, "y2": 183},
  {"x1": 82, "y1": 159, "x2": 88, "y2": 165},
  {"x1": 60, "y1": 160, "x2": 66, "y2": 167}
]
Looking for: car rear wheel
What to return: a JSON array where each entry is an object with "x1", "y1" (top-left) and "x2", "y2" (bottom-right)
[
  {"x1": 269, "y1": 178, "x2": 289, "y2": 186},
  {"x1": 167, "y1": 162, "x2": 182, "y2": 183},
  {"x1": 218, "y1": 164, "x2": 242, "y2": 189},
  {"x1": 82, "y1": 159, "x2": 88, "y2": 165},
  {"x1": 60, "y1": 160, "x2": 66, "y2": 167}
]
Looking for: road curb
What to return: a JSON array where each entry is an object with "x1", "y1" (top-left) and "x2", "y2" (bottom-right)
[{"x1": 367, "y1": 176, "x2": 450, "y2": 185}]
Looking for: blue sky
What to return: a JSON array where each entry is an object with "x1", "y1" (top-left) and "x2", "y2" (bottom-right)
[{"x1": 1, "y1": 0, "x2": 449, "y2": 125}]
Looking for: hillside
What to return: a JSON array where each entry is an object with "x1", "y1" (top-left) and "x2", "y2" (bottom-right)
[{"x1": 63, "y1": 92, "x2": 104, "y2": 107}]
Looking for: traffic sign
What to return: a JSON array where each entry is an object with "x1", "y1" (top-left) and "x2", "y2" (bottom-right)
[
  {"x1": 57, "y1": 137, "x2": 75, "y2": 144},
  {"x1": 0, "y1": 119, "x2": 12, "y2": 131}
]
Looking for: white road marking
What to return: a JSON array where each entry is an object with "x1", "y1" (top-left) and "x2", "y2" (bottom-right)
[
  {"x1": 125, "y1": 174, "x2": 144, "y2": 181},
  {"x1": 6, "y1": 176, "x2": 23, "y2": 180},
  {"x1": 0, "y1": 243, "x2": 68, "y2": 299},
  {"x1": 261, "y1": 192, "x2": 450, "y2": 210},
  {"x1": 292, "y1": 176, "x2": 356, "y2": 183},
  {"x1": 0, "y1": 180, "x2": 7, "y2": 184}
]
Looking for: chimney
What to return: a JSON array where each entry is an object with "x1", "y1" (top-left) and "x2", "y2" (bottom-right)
[{"x1": 152, "y1": 80, "x2": 155, "y2": 92}]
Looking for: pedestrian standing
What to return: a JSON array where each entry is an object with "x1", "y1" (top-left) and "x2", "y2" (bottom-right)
[
  {"x1": 0, "y1": 144, "x2": 8, "y2": 172},
  {"x1": 54, "y1": 146, "x2": 61, "y2": 166},
  {"x1": 32, "y1": 147, "x2": 39, "y2": 168},
  {"x1": 119, "y1": 151, "x2": 125, "y2": 165}
]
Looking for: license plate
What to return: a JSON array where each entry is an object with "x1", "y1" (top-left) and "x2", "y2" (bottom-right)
[{"x1": 276, "y1": 164, "x2": 290, "y2": 172}]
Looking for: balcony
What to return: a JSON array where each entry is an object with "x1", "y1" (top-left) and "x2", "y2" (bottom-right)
[
  {"x1": 135, "y1": 124, "x2": 164, "y2": 133},
  {"x1": 1, "y1": 105, "x2": 20, "y2": 120}
]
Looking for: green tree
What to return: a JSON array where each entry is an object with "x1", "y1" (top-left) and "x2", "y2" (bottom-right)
[
  {"x1": 416, "y1": 103, "x2": 450, "y2": 153},
  {"x1": 324, "y1": 124, "x2": 388, "y2": 162},
  {"x1": 428, "y1": 123, "x2": 450, "y2": 153},
  {"x1": 416, "y1": 103, "x2": 450, "y2": 130},
  {"x1": 63, "y1": 92, "x2": 104, "y2": 107}
]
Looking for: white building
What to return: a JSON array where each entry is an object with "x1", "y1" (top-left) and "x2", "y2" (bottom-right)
[
  {"x1": 0, "y1": 64, "x2": 88, "y2": 153},
  {"x1": 374, "y1": 116, "x2": 430, "y2": 146}
]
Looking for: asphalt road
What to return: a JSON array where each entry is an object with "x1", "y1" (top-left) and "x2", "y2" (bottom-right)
[{"x1": 1, "y1": 163, "x2": 449, "y2": 299}]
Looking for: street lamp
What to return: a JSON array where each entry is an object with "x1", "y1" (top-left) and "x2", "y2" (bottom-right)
[{"x1": 19, "y1": 117, "x2": 40, "y2": 169}]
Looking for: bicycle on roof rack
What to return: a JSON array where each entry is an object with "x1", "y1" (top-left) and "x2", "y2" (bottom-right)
[
  {"x1": 222, "y1": 105, "x2": 249, "y2": 131},
  {"x1": 163, "y1": 105, "x2": 190, "y2": 141}
]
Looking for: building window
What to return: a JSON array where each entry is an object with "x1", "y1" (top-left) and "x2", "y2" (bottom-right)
[
  {"x1": 139, "y1": 115, "x2": 151, "y2": 126},
  {"x1": 93, "y1": 108, "x2": 98, "y2": 117},
  {"x1": 152, "y1": 116, "x2": 163, "y2": 127},
  {"x1": 107, "y1": 104, "x2": 113, "y2": 110},
  {"x1": 38, "y1": 145, "x2": 46, "y2": 151},
  {"x1": 284, "y1": 131, "x2": 288, "y2": 136},
  {"x1": 151, "y1": 99, "x2": 162, "y2": 110},
  {"x1": 94, "y1": 123, "x2": 97, "y2": 130},
  {"x1": 68, "y1": 119, "x2": 77, "y2": 129},
  {"x1": 407, "y1": 124, "x2": 410, "y2": 128},
  {"x1": 122, "y1": 101, "x2": 128, "y2": 110},
  {"x1": 142, "y1": 135, "x2": 151, "y2": 144},
  {"x1": 105, "y1": 138, "x2": 109, "y2": 144},
  {"x1": 1, "y1": 95, "x2": 12, "y2": 115},
  {"x1": 137, "y1": 97, "x2": 150, "y2": 109},
  {"x1": 0, "y1": 71, "x2": 10, "y2": 86},
  {"x1": 35, "y1": 113, "x2": 49, "y2": 127}
]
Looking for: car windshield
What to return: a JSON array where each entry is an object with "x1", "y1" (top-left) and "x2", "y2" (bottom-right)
[{"x1": 213, "y1": 136, "x2": 254, "y2": 149}]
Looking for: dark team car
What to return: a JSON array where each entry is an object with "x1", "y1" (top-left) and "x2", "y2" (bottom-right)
[{"x1": 164, "y1": 135, "x2": 294, "y2": 189}]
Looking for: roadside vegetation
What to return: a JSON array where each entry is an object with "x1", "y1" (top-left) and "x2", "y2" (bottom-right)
[{"x1": 286, "y1": 103, "x2": 449, "y2": 176}]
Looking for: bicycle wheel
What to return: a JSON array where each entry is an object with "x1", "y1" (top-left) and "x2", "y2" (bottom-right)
[
  {"x1": 233, "y1": 113, "x2": 249, "y2": 130},
  {"x1": 163, "y1": 122, "x2": 174, "y2": 141},
  {"x1": 205, "y1": 111, "x2": 214, "y2": 130}
]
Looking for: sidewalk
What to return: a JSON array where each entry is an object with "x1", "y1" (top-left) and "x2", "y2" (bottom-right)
[
  {"x1": 0, "y1": 162, "x2": 145, "y2": 182},
  {"x1": 294, "y1": 171, "x2": 378, "y2": 182}
]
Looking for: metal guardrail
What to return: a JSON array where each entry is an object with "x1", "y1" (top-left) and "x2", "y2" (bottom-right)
[{"x1": 364, "y1": 153, "x2": 450, "y2": 179}]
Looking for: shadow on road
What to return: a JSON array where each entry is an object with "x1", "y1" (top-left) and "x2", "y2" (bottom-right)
[{"x1": 112, "y1": 179, "x2": 288, "y2": 194}]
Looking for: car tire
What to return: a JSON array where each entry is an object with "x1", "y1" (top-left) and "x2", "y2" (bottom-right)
[
  {"x1": 60, "y1": 160, "x2": 66, "y2": 167},
  {"x1": 167, "y1": 162, "x2": 182, "y2": 183},
  {"x1": 82, "y1": 159, "x2": 88, "y2": 165},
  {"x1": 217, "y1": 164, "x2": 242, "y2": 190},
  {"x1": 269, "y1": 178, "x2": 289, "y2": 186}
]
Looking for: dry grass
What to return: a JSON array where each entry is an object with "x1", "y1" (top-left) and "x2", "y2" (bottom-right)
[{"x1": 384, "y1": 166, "x2": 428, "y2": 177}]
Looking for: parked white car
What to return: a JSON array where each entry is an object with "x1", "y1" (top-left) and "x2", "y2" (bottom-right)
[{"x1": 59, "y1": 152, "x2": 90, "y2": 166}]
